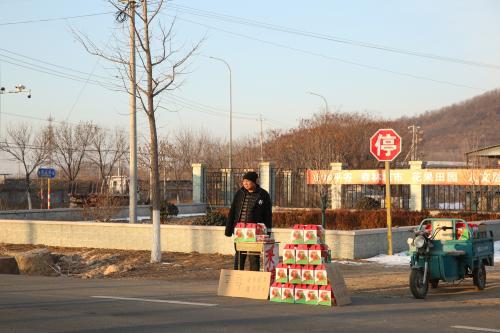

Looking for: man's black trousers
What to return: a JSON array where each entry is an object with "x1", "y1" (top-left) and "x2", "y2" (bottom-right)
[{"x1": 234, "y1": 251, "x2": 260, "y2": 271}]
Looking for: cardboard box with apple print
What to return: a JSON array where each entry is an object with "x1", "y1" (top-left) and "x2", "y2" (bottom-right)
[
  {"x1": 294, "y1": 284, "x2": 307, "y2": 304},
  {"x1": 275, "y1": 263, "x2": 288, "y2": 283},
  {"x1": 305, "y1": 285, "x2": 319, "y2": 305},
  {"x1": 291, "y1": 224, "x2": 305, "y2": 244},
  {"x1": 288, "y1": 264, "x2": 302, "y2": 284},
  {"x1": 234, "y1": 223, "x2": 246, "y2": 242},
  {"x1": 304, "y1": 225, "x2": 324, "y2": 244},
  {"x1": 318, "y1": 285, "x2": 333, "y2": 306},
  {"x1": 283, "y1": 244, "x2": 296, "y2": 265},
  {"x1": 269, "y1": 282, "x2": 282, "y2": 302},
  {"x1": 314, "y1": 265, "x2": 328, "y2": 285},
  {"x1": 281, "y1": 283, "x2": 295, "y2": 304},
  {"x1": 308, "y1": 244, "x2": 323, "y2": 265},
  {"x1": 301, "y1": 265, "x2": 315, "y2": 284},
  {"x1": 295, "y1": 244, "x2": 309, "y2": 265}
]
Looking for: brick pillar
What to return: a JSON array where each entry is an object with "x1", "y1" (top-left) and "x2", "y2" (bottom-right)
[
  {"x1": 221, "y1": 168, "x2": 233, "y2": 206},
  {"x1": 284, "y1": 170, "x2": 292, "y2": 205},
  {"x1": 409, "y1": 161, "x2": 424, "y2": 211},
  {"x1": 259, "y1": 162, "x2": 275, "y2": 202},
  {"x1": 330, "y1": 162, "x2": 343, "y2": 209},
  {"x1": 192, "y1": 163, "x2": 206, "y2": 204}
]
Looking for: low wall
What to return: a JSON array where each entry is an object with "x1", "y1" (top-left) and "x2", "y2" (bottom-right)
[
  {"x1": 1, "y1": 219, "x2": 498, "y2": 259},
  {"x1": 0, "y1": 204, "x2": 206, "y2": 221}
]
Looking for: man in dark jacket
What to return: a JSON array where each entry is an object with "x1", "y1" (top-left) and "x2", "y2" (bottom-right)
[{"x1": 225, "y1": 171, "x2": 272, "y2": 271}]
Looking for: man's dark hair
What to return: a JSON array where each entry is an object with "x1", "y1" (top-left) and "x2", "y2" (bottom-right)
[{"x1": 243, "y1": 171, "x2": 258, "y2": 183}]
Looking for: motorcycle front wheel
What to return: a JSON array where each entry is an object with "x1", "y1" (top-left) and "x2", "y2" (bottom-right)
[{"x1": 410, "y1": 269, "x2": 428, "y2": 299}]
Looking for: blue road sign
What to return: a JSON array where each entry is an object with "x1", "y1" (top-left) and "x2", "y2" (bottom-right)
[{"x1": 37, "y1": 168, "x2": 56, "y2": 179}]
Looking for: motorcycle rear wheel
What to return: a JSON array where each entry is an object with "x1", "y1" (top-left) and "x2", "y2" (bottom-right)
[{"x1": 473, "y1": 263, "x2": 486, "y2": 290}]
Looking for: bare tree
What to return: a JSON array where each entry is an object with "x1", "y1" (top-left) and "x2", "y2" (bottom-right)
[
  {"x1": 74, "y1": 0, "x2": 202, "y2": 262},
  {"x1": 0, "y1": 123, "x2": 50, "y2": 209},
  {"x1": 53, "y1": 122, "x2": 95, "y2": 194},
  {"x1": 89, "y1": 126, "x2": 128, "y2": 191}
]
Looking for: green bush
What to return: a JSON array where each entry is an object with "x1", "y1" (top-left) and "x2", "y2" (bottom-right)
[
  {"x1": 182, "y1": 206, "x2": 500, "y2": 230},
  {"x1": 193, "y1": 209, "x2": 227, "y2": 226},
  {"x1": 354, "y1": 197, "x2": 381, "y2": 210},
  {"x1": 160, "y1": 202, "x2": 179, "y2": 221}
]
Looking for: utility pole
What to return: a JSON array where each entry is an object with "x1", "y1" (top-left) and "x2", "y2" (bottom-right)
[
  {"x1": 0, "y1": 64, "x2": 2, "y2": 139},
  {"x1": 163, "y1": 164, "x2": 166, "y2": 200},
  {"x1": 259, "y1": 114, "x2": 264, "y2": 162},
  {"x1": 408, "y1": 125, "x2": 423, "y2": 160},
  {"x1": 123, "y1": 0, "x2": 138, "y2": 224},
  {"x1": 47, "y1": 115, "x2": 54, "y2": 209}
]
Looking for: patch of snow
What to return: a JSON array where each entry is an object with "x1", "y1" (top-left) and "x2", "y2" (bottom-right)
[
  {"x1": 110, "y1": 216, "x2": 150, "y2": 222},
  {"x1": 332, "y1": 260, "x2": 364, "y2": 266},
  {"x1": 173, "y1": 213, "x2": 206, "y2": 218},
  {"x1": 365, "y1": 251, "x2": 410, "y2": 266}
]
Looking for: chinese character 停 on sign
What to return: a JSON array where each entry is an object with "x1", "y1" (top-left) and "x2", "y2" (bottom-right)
[{"x1": 374, "y1": 133, "x2": 397, "y2": 157}]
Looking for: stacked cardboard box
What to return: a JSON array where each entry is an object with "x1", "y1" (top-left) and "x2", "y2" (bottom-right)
[
  {"x1": 270, "y1": 224, "x2": 334, "y2": 306},
  {"x1": 234, "y1": 223, "x2": 268, "y2": 242}
]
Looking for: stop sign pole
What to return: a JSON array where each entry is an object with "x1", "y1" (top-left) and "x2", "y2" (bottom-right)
[
  {"x1": 370, "y1": 129, "x2": 402, "y2": 255},
  {"x1": 384, "y1": 161, "x2": 393, "y2": 255}
]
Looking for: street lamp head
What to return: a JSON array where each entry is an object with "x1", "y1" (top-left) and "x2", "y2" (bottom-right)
[{"x1": 15, "y1": 84, "x2": 26, "y2": 92}]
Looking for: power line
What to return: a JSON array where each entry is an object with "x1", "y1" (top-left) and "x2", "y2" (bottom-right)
[
  {"x1": 0, "y1": 55, "x2": 120, "y2": 91},
  {"x1": 0, "y1": 47, "x2": 269, "y2": 121},
  {"x1": 165, "y1": 93, "x2": 257, "y2": 119},
  {"x1": 0, "y1": 12, "x2": 113, "y2": 26},
  {"x1": 0, "y1": 47, "x2": 115, "y2": 82},
  {"x1": 0, "y1": 141, "x2": 128, "y2": 154},
  {"x1": 161, "y1": 96, "x2": 256, "y2": 120},
  {"x1": 170, "y1": 14, "x2": 485, "y2": 91},
  {"x1": 0, "y1": 111, "x2": 135, "y2": 137},
  {"x1": 0, "y1": 38, "x2": 293, "y2": 129},
  {"x1": 170, "y1": 3, "x2": 500, "y2": 70},
  {"x1": 3, "y1": 6, "x2": 496, "y2": 70}
]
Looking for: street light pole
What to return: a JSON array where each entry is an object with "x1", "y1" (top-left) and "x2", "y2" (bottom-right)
[
  {"x1": 307, "y1": 91, "x2": 329, "y2": 115},
  {"x1": 307, "y1": 91, "x2": 329, "y2": 229},
  {"x1": 209, "y1": 56, "x2": 232, "y2": 171}
]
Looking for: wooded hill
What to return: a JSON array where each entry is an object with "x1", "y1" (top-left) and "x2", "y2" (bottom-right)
[
  {"x1": 254, "y1": 89, "x2": 500, "y2": 169},
  {"x1": 404, "y1": 89, "x2": 500, "y2": 161}
]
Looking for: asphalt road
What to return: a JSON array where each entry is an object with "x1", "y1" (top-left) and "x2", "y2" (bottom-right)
[{"x1": 1, "y1": 268, "x2": 499, "y2": 333}]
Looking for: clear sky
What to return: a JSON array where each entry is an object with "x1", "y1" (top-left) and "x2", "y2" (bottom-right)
[{"x1": 0, "y1": 0, "x2": 499, "y2": 173}]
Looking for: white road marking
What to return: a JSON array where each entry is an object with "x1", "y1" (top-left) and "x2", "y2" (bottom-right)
[
  {"x1": 92, "y1": 296, "x2": 217, "y2": 307},
  {"x1": 452, "y1": 326, "x2": 500, "y2": 332}
]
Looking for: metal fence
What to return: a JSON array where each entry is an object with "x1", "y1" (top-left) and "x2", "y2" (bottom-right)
[
  {"x1": 423, "y1": 185, "x2": 500, "y2": 212},
  {"x1": 205, "y1": 169, "x2": 250, "y2": 206},
  {"x1": 274, "y1": 169, "x2": 331, "y2": 208},
  {"x1": 203, "y1": 168, "x2": 499, "y2": 212},
  {"x1": 342, "y1": 184, "x2": 410, "y2": 209}
]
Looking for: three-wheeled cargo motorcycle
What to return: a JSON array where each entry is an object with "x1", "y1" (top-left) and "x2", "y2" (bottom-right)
[{"x1": 408, "y1": 218, "x2": 494, "y2": 299}]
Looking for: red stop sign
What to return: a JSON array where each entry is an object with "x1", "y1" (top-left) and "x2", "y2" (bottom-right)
[{"x1": 370, "y1": 129, "x2": 402, "y2": 162}]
